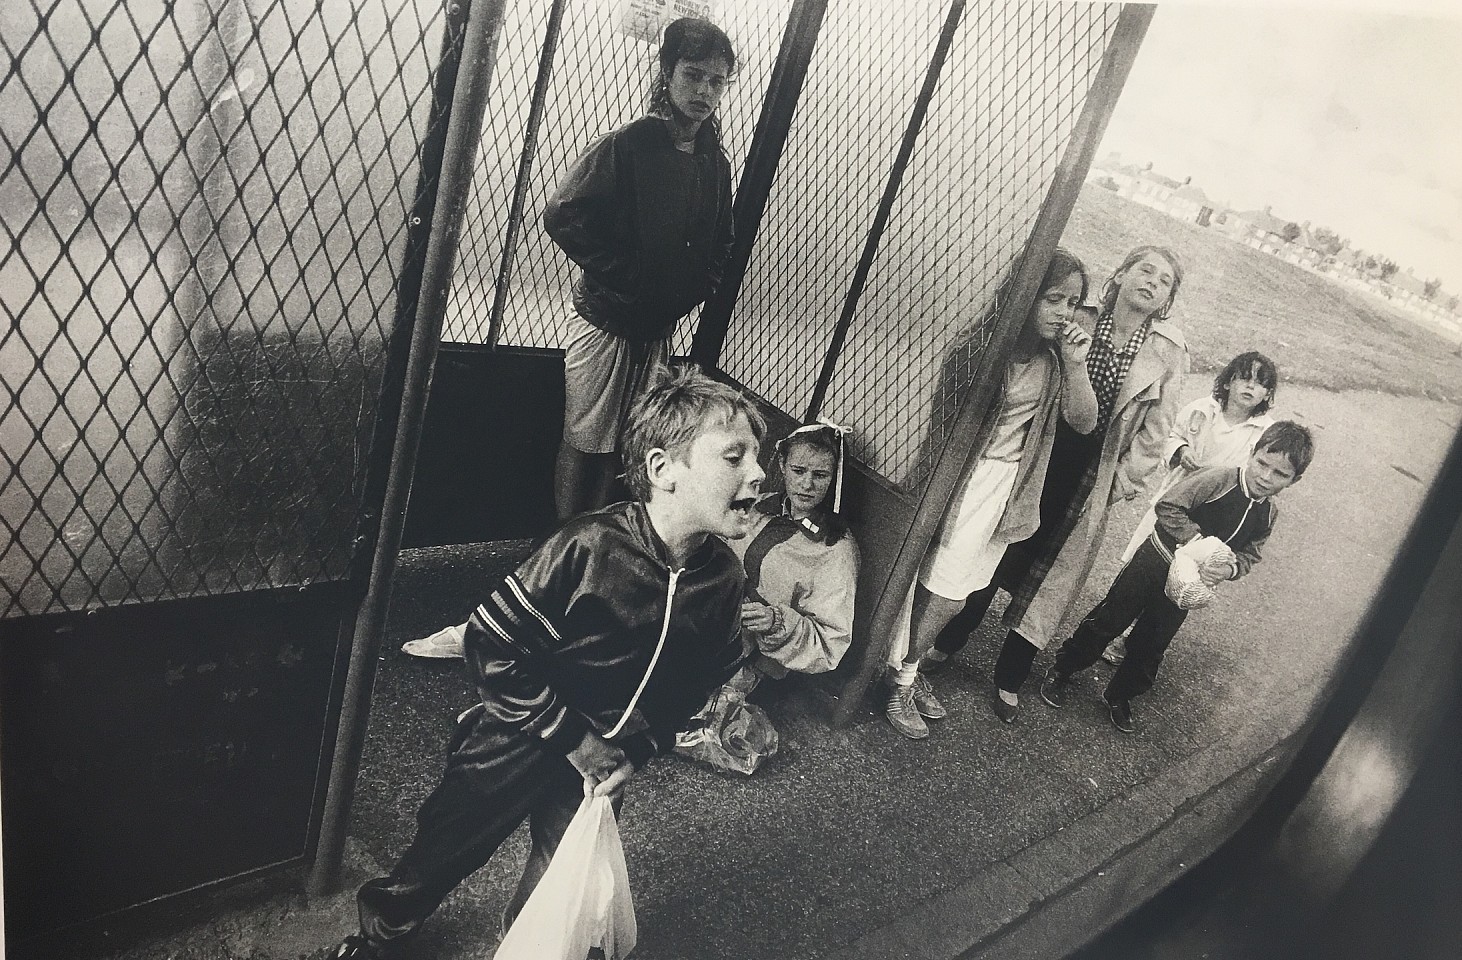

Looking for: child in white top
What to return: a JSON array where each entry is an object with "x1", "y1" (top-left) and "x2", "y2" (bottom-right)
[
  {"x1": 884, "y1": 250, "x2": 1099, "y2": 739},
  {"x1": 1105, "y1": 351, "x2": 1277, "y2": 663}
]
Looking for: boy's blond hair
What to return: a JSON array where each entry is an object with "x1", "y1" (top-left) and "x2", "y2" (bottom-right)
[{"x1": 621, "y1": 365, "x2": 766, "y2": 501}]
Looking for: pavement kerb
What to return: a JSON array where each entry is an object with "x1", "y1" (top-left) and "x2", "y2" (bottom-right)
[{"x1": 837, "y1": 721, "x2": 1306, "y2": 960}]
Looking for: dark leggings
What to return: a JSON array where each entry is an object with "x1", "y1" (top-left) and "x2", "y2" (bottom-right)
[
  {"x1": 932, "y1": 419, "x2": 1102, "y2": 681},
  {"x1": 931, "y1": 540, "x2": 1036, "y2": 658},
  {"x1": 356, "y1": 708, "x2": 608, "y2": 947}
]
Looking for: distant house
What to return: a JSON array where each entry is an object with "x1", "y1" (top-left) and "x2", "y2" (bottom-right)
[
  {"x1": 1167, "y1": 180, "x2": 1213, "y2": 226},
  {"x1": 1286, "y1": 221, "x2": 1330, "y2": 269},
  {"x1": 1087, "y1": 152, "x2": 1142, "y2": 195},
  {"x1": 1124, "y1": 164, "x2": 1184, "y2": 215},
  {"x1": 1234, "y1": 206, "x2": 1292, "y2": 255},
  {"x1": 1209, "y1": 206, "x2": 1246, "y2": 241},
  {"x1": 1389, "y1": 269, "x2": 1430, "y2": 308}
]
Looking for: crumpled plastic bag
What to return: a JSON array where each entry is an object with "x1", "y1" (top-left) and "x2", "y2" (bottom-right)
[
  {"x1": 674, "y1": 699, "x2": 780, "y2": 776},
  {"x1": 493, "y1": 795, "x2": 636, "y2": 960},
  {"x1": 1165, "y1": 535, "x2": 1233, "y2": 610}
]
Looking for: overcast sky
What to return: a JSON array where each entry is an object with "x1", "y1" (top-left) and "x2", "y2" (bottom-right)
[{"x1": 1096, "y1": 1, "x2": 1462, "y2": 290}]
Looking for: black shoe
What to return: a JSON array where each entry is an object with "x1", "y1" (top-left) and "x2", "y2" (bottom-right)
[
  {"x1": 334, "y1": 935, "x2": 385, "y2": 960},
  {"x1": 991, "y1": 692, "x2": 1019, "y2": 724},
  {"x1": 1106, "y1": 696, "x2": 1135, "y2": 734},
  {"x1": 1039, "y1": 669, "x2": 1072, "y2": 709},
  {"x1": 921, "y1": 651, "x2": 953, "y2": 675}
]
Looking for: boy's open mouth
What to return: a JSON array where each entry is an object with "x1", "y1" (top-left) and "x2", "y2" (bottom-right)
[{"x1": 730, "y1": 497, "x2": 757, "y2": 513}]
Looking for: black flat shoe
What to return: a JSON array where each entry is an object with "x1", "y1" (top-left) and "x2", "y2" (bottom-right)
[
  {"x1": 991, "y1": 694, "x2": 1019, "y2": 724},
  {"x1": 1105, "y1": 696, "x2": 1135, "y2": 734}
]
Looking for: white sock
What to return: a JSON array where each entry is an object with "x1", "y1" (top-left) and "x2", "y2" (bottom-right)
[
  {"x1": 895, "y1": 662, "x2": 919, "y2": 687},
  {"x1": 998, "y1": 689, "x2": 1019, "y2": 706}
]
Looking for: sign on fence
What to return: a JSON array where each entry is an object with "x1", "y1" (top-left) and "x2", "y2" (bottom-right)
[{"x1": 618, "y1": 0, "x2": 721, "y2": 43}]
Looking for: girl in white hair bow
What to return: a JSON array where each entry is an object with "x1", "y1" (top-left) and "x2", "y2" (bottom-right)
[{"x1": 676, "y1": 421, "x2": 859, "y2": 753}]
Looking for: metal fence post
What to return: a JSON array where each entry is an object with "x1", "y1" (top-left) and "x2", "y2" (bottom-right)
[
  {"x1": 485, "y1": 0, "x2": 568, "y2": 350},
  {"x1": 690, "y1": 0, "x2": 829, "y2": 368},
  {"x1": 802, "y1": 0, "x2": 965, "y2": 422},
  {"x1": 307, "y1": 0, "x2": 509, "y2": 896},
  {"x1": 832, "y1": 3, "x2": 1157, "y2": 724}
]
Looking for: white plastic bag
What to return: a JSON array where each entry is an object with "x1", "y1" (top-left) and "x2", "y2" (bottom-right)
[
  {"x1": 1164, "y1": 535, "x2": 1232, "y2": 610},
  {"x1": 493, "y1": 795, "x2": 636, "y2": 960}
]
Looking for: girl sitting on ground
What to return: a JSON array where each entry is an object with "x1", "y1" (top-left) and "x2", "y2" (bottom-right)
[
  {"x1": 885, "y1": 249, "x2": 1098, "y2": 739},
  {"x1": 680, "y1": 421, "x2": 860, "y2": 741}
]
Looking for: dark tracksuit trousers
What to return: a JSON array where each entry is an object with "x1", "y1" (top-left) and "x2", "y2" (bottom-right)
[
  {"x1": 356, "y1": 704, "x2": 620, "y2": 947},
  {"x1": 1051, "y1": 538, "x2": 1188, "y2": 703}
]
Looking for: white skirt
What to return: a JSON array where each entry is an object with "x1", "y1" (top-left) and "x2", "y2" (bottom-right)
[{"x1": 919, "y1": 457, "x2": 1021, "y2": 600}]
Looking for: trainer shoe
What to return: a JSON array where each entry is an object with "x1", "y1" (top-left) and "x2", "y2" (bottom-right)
[
  {"x1": 401, "y1": 623, "x2": 465, "y2": 659},
  {"x1": 333, "y1": 935, "x2": 385, "y2": 960},
  {"x1": 1039, "y1": 668, "x2": 1072, "y2": 709},
  {"x1": 885, "y1": 682, "x2": 930, "y2": 739},
  {"x1": 1105, "y1": 696, "x2": 1135, "y2": 734},
  {"x1": 991, "y1": 691, "x2": 1019, "y2": 724},
  {"x1": 910, "y1": 672, "x2": 948, "y2": 720}
]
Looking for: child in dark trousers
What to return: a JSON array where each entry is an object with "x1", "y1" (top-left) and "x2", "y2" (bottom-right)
[
  {"x1": 1039, "y1": 421, "x2": 1314, "y2": 733},
  {"x1": 333, "y1": 367, "x2": 766, "y2": 959}
]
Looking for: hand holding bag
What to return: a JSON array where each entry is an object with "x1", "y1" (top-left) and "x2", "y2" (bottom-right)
[
  {"x1": 494, "y1": 795, "x2": 637, "y2": 960},
  {"x1": 1165, "y1": 535, "x2": 1230, "y2": 610}
]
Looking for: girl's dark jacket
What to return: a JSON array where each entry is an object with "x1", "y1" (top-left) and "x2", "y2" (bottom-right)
[
  {"x1": 543, "y1": 115, "x2": 734, "y2": 342},
  {"x1": 463, "y1": 500, "x2": 749, "y2": 769}
]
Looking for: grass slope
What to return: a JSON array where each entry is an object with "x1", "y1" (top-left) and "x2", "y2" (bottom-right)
[{"x1": 1063, "y1": 188, "x2": 1462, "y2": 403}]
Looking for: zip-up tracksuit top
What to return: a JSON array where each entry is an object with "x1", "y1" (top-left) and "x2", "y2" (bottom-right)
[
  {"x1": 463, "y1": 500, "x2": 748, "y2": 769},
  {"x1": 1151, "y1": 465, "x2": 1278, "y2": 579}
]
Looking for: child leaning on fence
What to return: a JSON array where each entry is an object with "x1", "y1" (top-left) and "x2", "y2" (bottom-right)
[
  {"x1": 884, "y1": 248, "x2": 1098, "y2": 737},
  {"x1": 1038, "y1": 420, "x2": 1315, "y2": 734},
  {"x1": 333, "y1": 367, "x2": 765, "y2": 960}
]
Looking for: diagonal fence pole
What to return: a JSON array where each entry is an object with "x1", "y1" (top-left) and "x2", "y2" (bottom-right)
[
  {"x1": 485, "y1": 0, "x2": 567, "y2": 350},
  {"x1": 690, "y1": 0, "x2": 830, "y2": 369},
  {"x1": 833, "y1": 2, "x2": 1157, "y2": 724},
  {"x1": 308, "y1": 0, "x2": 508, "y2": 896}
]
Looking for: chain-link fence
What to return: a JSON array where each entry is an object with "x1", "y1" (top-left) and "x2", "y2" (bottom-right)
[
  {"x1": 0, "y1": 0, "x2": 455, "y2": 619},
  {"x1": 818, "y1": 0, "x2": 1120, "y2": 490},
  {"x1": 723, "y1": 0, "x2": 1120, "y2": 493},
  {"x1": 442, "y1": 0, "x2": 795, "y2": 355},
  {"x1": 2, "y1": 0, "x2": 1127, "y2": 603}
]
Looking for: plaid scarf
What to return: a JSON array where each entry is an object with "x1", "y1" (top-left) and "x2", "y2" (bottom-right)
[{"x1": 1087, "y1": 311, "x2": 1152, "y2": 428}]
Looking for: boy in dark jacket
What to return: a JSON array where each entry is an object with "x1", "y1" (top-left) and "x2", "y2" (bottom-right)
[
  {"x1": 1039, "y1": 421, "x2": 1314, "y2": 733},
  {"x1": 334, "y1": 367, "x2": 765, "y2": 958},
  {"x1": 544, "y1": 18, "x2": 737, "y2": 521}
]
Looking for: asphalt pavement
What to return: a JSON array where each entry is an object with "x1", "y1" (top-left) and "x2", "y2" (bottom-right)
[{"x1": 69, "y1": 381, "x2": 1456, "y2": 960}]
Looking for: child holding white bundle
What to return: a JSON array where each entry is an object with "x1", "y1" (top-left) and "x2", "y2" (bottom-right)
[
  {"x1": 1104, "y1": 351, "x2": 1277, "y2": 665},
  {"x1": 1041, "y1": 421, "x2": 1314, "y2": 733}
]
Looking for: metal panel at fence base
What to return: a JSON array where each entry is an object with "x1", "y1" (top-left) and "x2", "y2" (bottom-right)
[
  {"x1": 0, "y1": 0, "x2": 461, "y2": 935},
  {"x1": 0, "y1": 587, "x2": 348, "y2": 939}
]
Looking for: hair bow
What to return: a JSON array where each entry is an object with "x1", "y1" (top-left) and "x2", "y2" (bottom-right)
[{"x1": 779, "y1": 417, "x2": 852, "y2": 513}]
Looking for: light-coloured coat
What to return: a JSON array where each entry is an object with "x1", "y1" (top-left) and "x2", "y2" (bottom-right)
[{"x1": 1008, "y1": 320, "x2": 1189, "y2": 648}]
